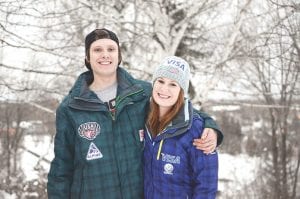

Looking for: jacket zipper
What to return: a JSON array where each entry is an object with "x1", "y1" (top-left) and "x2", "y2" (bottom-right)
[
  {"x1": 111, "y1": 88, "x2": 144, "y2": 121},
  {"x1": 109, "y1": 88, "x2": 144, "y2": 198}
]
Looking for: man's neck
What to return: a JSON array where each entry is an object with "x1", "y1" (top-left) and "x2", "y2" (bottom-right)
[{"x1": 90, "y1": 74, "x2": 117, "y2": 91}]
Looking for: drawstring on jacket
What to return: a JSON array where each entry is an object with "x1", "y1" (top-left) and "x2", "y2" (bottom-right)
[
  {"x1": 156, "y1": 139, "x2": 164, "y2": 160},
  {"x1": 155, "y1": 100, "x2": 190, "y2": 160}
]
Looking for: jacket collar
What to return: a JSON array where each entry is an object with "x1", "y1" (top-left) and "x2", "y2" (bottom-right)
[
  {"x1": 68, "y1": 67, "x2": 146, "y2": 111},
  {"x1": 69, "y1": 67, "x2": 141, "y2": 99},
  {"x1": 155, "y1": 99, "x2": 194, "y2": 140}
]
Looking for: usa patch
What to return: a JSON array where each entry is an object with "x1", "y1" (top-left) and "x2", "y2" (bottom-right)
[
  {"x1": 86, "y1": 142, "x2": 103, "y2": 160},
  {"x1": 78, "y1": 122, "x2": 100, "y2": 140}
]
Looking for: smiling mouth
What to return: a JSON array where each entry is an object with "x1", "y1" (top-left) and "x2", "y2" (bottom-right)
[
  {"x1": 98, "y1": 61, "x2": 111, "y2": 65},
  {"x1": 158, "y1": 93, "x2": 170, "y2": 99}
]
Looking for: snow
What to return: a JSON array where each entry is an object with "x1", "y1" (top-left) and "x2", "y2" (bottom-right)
[
  {"x1": 0, "y1": 133, "x2": 261, "y2": 198},
  {"x1": 211, "y1": 105, "x2": 241, "y2": 112},
  {"x1": 19, "y1": 120, "x2": 43, "y2": 129},
  {"x1": 21, "y1": 135, "x2": 53, "y2": 181},
  {"x1": 0, "y1": 191, "x2": 17, "y2": 199},
  {"x1": 19, "y1": 135, "x2": 259, "y2": 197},
  {"x1": 218, "y1": 153, "x2": 259, "y2": 194}
]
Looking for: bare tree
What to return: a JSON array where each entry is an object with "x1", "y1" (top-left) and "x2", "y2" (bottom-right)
[
  {"x1": 1, "y1": 0, "x2": 236, "y2": 102},
  {"x1": 0, "y1": 102, "x2": 27, "y2": 197},
  {"x1": 1, "y1": 0, "x2": 300, "y2": 198},
  {"x1": 228, "y1": 0, "x2": 300, "y2": 198}
]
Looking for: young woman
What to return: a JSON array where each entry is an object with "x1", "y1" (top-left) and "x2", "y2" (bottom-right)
[
  {"x1": 144, "y1": 56, "x2": 218, "y2": 199},
  {"x1": 47, "y1": 29, "x2": 221, "y2": 199}
]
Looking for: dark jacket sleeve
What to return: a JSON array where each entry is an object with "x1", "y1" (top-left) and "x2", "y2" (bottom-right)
[
  {"x1": 194, "y1": 109, "x2": 223, "y2": 146},
  {"x1": 190, "y1": 119, "x2": 218, "y2": 199},
  {"x1": 47, "y1": 104, "x2": 75, "y2": 199}
]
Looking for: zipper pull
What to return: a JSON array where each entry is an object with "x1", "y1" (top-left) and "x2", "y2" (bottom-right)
[
  {"x1": 110, "y1": 109, "x2": 116, "y2": 121},
  {"x1": 106, "y1": 98, "x2": 116, "y2": 120},
  {"x1": 156, "y1": 139, "x2": 164, "y2": 160}
]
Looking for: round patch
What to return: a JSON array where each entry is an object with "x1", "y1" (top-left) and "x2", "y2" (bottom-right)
[
  {"x1": 163, "y1": 163, "x2": 174, "y2": 175},
  {"x1": 78, "y1": 122, "x2": 100, "y2": 140}
]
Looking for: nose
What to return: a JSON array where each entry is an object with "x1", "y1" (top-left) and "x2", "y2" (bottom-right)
[
  {"x1": 101, "y1": 50, "x2": 109, "y2": 58},
  {"x1": 158, "y1": 84, "x2": 168, "y2": 92}
]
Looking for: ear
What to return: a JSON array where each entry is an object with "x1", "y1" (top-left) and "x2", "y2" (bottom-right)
[{"x1": 85, "y1": 56, "x2": 90, "y2": 63}]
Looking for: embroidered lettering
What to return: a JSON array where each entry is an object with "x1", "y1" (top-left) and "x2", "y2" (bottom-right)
[
  {"x1": 161, "y1": 153, "x2": 180, "y2": 164},
  {"x1": 167, "y1": 59, "x2": 185, "y2": 70},
  {"x1": 78, "y1": 122, "x2": 100, "y2": 140}
]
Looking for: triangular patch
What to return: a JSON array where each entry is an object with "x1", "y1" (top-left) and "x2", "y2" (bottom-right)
[{"x1": 86, "y1": 142, "x2": 103, "y2": 160}]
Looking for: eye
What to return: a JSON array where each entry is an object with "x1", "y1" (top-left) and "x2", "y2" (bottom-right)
[
  {"x1": 93, "y1": 48, "x2": 102, "y2": 52},
  {"x1": 170, "y1": 83, "x2": 178, "y2": 87},
  {"x1": 108, "y1": 47, "x2": 116, "y2": 52},
  {"x1": 157, "y1": 79, "x2": 165, "y2": 84}
]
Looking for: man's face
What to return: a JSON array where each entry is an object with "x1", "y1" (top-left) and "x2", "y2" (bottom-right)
[{"x1": 87, "y1": 39, "x2": 119, "y2": 79}]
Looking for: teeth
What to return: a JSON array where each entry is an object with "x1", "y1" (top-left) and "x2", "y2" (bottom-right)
[
  {"x1": 158, "y1": 93, "x2": 169, "y2": 99},
  {"x1": 99, "y1": 61, "x2": 110, "y2": 64}
]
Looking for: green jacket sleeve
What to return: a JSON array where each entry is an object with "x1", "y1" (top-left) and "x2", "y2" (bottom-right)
[
  {"x1": 47, "y1": 104, "x2": 75, "y2": 198},
  {"x1": 194, "y1": 109, "x2": 223, "y2": 146}
]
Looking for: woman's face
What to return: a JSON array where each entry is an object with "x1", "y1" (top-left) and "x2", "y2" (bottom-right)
[
  {"x1": 152, "y1": 77, "x2": 181, "y2": 115},
  {"x1": 87, "y1": 39, "x2": 119, "y2": 79}
]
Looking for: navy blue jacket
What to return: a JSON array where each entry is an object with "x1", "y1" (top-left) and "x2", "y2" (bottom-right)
[{"x1": 143, "y1": 100, "x2": 218, "y2": 199}]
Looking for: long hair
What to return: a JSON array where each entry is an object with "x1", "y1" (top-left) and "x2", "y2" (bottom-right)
[{"x1": 147, "y1": 89, "x2": 185, "y2": 137}]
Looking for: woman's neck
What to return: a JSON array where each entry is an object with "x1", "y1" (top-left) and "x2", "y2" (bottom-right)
[{"x1": 159, "y1": 107, "x2": 170, "y2": 119}]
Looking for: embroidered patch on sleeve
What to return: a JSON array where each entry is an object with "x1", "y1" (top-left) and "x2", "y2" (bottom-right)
[
  {"x1": 78, "y1": 122, "x2": 100, "y2": 140},
  {"x1": 86, "y1": 142, "x2": 103, "y2": 160}
]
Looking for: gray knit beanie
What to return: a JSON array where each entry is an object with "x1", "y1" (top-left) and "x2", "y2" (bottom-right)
[{"x1": 152, "y1": 56, "x2": 190, "y2": 96}]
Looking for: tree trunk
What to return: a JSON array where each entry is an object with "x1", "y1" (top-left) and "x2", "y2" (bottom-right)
[{"x1": 270, "y1": 109, "x2": 280, "y2": 199}]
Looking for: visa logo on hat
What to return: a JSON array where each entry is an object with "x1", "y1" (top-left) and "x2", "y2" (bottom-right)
[{"x1": 167, "y1": 59, "x2": 185, "y2": 71}]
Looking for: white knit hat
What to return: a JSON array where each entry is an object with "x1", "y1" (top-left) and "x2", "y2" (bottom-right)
[{"x1": 152, "y1": 56, "x2": 190, "y2": 96}]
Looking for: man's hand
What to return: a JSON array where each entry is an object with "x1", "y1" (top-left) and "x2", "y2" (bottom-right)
[{"x1": 193, "y1": 128, "x2": 217, "y2": 154}]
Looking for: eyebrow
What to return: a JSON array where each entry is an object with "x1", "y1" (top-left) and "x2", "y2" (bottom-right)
[
  {"x1": 158, "y1": 78, "x2": 177, "y2": 84},
  {"x1": 93, "y1": 45, "x2": 116, "y2": 48}
]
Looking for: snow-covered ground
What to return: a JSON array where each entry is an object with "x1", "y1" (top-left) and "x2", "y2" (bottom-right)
[
  {"x1": 1, "y1": 135, "x2": 259, "y2": 198},
  {"x1": 218, "y1": 153, "x2": 259, "y2": 198},
  {"x1": 21, "y1": 135, "x2": 54, "y2": 181}
]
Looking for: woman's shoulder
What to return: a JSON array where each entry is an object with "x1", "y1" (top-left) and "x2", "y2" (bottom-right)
[
  {"x1": 189, "y1": 113, "x2": 205, "y2": 136},
  {"x1": 192, "y1": 112, "x2": 204, "y2": 123}
]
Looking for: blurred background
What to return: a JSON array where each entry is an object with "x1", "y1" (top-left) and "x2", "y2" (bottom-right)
[{"x1": 0, "y1": 0, "x2": 299, "y2": 198}]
